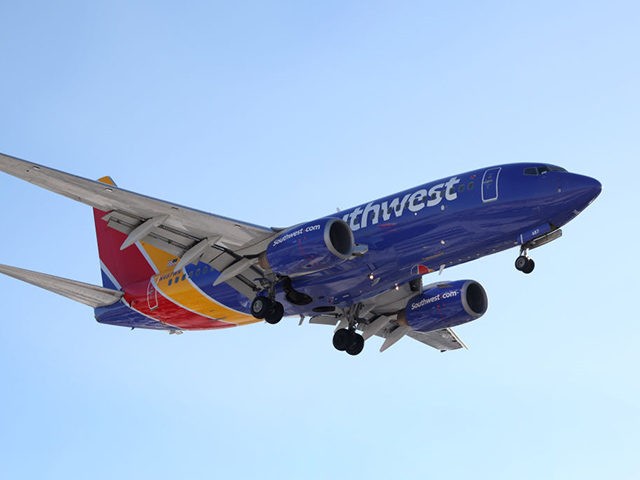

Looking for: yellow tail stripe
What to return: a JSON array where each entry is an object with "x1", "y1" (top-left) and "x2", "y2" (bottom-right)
[
  {"x1": 139, "y1": 241, "x2": 257, "y2": 326},
  {"x1": 140, "y1": 242, "x2": 177, "y2": 274},
  {"x1": 154, "y1": 270, "x2": 258, "y2": 326}
]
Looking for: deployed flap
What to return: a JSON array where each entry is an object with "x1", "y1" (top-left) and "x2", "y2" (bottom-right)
[
  {"x1": 407, "y1": 328, "x2": 466, "y2": 351},
  {"x1": 0, "y1": 264, "x2": 123, "y2": 308},
  {"x1": 380, "y1": 325, "x2": 410, "y2": 352}
]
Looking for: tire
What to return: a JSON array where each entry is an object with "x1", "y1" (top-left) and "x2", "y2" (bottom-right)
[
  {"x1": 346, "y1": 333, "x2": 365, "y2": 356},
  {"x1": 251, "y1": 296, "x2": 272, "y2": 319},
  {"x1": 522, "y1": 258, "x2": 535, "y2": 274},
  {"x1": 332, "y1": 328, "x2": 351, "y2": 351},
  {"x1": 515, "y1": 255, "x2": 529, "y2": 271},
  {"x1": 264, "y1": 302, "x2": 284, "y2": 324}
]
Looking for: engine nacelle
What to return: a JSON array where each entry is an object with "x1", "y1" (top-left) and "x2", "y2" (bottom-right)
[
  {"x1": 398, "y1": 280, "x2": 488, "y2": 333},
  {"x1": 259, "y1": 218, "x2": 355, "y2": 276}
]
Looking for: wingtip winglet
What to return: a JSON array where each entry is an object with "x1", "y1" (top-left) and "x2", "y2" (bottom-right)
[{"x1": 98, "y1": 176, "x2": 117, "y2": 187}]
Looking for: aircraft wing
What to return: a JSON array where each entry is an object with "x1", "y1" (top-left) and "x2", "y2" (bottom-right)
[
  {"x1": 0, "y1": 264, "x2": 123, "y2": 308},
  {"x1": 0, "y1": 152, "x2": 279, "y2": 295},
  {"x1": 310, "y1": 313, "x2": 466, "y2": 352},
  {"x1": 0, "y1": 152, "x2": 273, "y2": 249},
  {"x1": 309, "y1": 279, "x2": 468, "y2": 353}
]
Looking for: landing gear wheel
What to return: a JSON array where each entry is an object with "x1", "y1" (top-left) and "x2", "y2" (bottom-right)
[
  {"x1": 332, "y1": 328, "x2": 351, "y2": 351},
  {"x1": 522, "y1": 258, "x2": 535, "y2": 274},
  {"x1": 515, "y1": 255, "x2": 529, "y2": 272},
  {"x1": 264, "y1": 301, "x2": 284, "y2": 324},
  {"x1": 251, "y1": 296, "x2": 273, "y2": 319},
  {"x1": 345, "y1": 332, "x2": 365, "y2": 356}
]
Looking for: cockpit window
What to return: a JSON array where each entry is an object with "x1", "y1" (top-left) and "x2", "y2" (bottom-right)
[{"x1": 524, "y1": 165, "x2": 567, "y2": 176}]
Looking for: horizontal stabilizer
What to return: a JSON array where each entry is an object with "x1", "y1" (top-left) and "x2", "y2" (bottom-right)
[{"x1": 0, "y1": 264, "x2": 123, "y2": 308}]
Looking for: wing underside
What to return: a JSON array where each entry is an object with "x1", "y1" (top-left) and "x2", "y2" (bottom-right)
[
  {"x1": 406, "y1": 329, "x2": 466, "y2": 351},
  {"x1": 0, "y1": 152, "x2": 272, "y2": 247}
]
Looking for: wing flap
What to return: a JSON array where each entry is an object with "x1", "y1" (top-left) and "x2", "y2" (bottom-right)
[
  {"x1": 407, "y1": 328, "x2": 467, "y2": 351},
  {"x1": 0, "y1": 264, "x2": 123, "y2": 308}
]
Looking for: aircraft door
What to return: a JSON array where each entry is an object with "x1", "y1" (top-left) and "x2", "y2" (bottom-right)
[
  {"x1": 147, "y1": 279, "x2": 159, "y2": 310},
  {"x1": 482, "y1": 167, "x2": 501, "y2": 203}
]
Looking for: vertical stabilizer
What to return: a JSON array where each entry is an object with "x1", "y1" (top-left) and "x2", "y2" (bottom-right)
[{"x1": 93, "y1": 176, "x2": 157, "y2": 289}]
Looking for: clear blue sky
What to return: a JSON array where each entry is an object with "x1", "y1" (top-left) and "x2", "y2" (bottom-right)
[{"x1": 0, "y1": 1, "x2": 638, "y2": 478}]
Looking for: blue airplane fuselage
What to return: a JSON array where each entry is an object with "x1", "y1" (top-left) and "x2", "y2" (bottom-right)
[
  {"x1": 277, "y1": 162, "x2": 600, "y2": 314},
  {"x1": 95, "y1": 162, "x2": 601, "y2": 329}
]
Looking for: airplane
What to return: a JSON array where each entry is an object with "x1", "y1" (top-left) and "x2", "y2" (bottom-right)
[{"x1": 0, "y1": 152, "x2": 601, "y2": 355}]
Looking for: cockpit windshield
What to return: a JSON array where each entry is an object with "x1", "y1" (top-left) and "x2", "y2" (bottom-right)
[{"x1": 523, "y1": 165, "x2": 567, "y2": 175}]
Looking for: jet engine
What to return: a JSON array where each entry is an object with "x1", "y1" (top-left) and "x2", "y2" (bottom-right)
[
  {"x1": 259, "y1": 218, "x2": 355, "y2": 276},
  {"x1": 398, "y1": 280, "x2": 488, "y2": 332}
]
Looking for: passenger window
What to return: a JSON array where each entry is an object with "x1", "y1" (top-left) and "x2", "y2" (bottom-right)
[
  {"x1": 168, "y1": 279, "x2": 173, "y2": 286},
  {"x1": 467, "y1": 182, "x2": 474, "y2": 190}
]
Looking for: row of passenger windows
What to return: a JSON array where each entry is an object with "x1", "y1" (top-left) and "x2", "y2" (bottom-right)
[
  {"x1": 460, "y1": 182, "x2": 474, "y2": 193},
  {"x1": 425, "y1": 182, "x2": 475, "y2": 200},
  {"x1": 524, "y1": 165, "x2": 567, "y2": 176},
  {"x1": 167, "y1": 264, "x2": 213, "y2": 286}
]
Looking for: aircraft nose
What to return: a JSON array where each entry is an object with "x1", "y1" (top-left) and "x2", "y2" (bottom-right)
[
  {"x1": 577, "y1": 174, "x2": 602, "y2": 201},
  {"x1": 564, "y1": 173, "x2": 602, "y2": 209}
]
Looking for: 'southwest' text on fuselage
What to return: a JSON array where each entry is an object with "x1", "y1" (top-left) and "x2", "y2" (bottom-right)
[{"x1": 342, "y1": 176, "x2": 461, "y2": 231}]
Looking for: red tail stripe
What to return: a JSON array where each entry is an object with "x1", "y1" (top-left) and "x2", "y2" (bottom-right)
[
  {"x1": 93, "y1": 209, "x2": 156, "y2": 288},
  {"x1": 124, "y1": 280, "x2": 235, "y2": 330}
]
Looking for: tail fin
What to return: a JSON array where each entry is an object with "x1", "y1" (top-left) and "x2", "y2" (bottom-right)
[{"x1": 93, "y1": 176, "x2": 161, "y2": 289}]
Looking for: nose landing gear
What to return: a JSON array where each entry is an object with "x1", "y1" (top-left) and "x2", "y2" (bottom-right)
[{"x1": 515, "y1": 251, "x2": 535, "y2": 274}]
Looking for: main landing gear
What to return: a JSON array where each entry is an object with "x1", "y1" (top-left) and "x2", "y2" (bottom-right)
[
  {"x1": 515, "y1": 251, "x2": 535, "y2": 274},
  {"x1": 333, "y1": 328, "x2": 365, "y2": 356},
  {"x1": 251, "y1": 296, "x2": 285, "y2": 324},
  {"x1": 330, "y1": 304, "x2": 366, "y2": 356},
  {"x1": 251, "y1": 276, "x2": 312, "y2": 325}
]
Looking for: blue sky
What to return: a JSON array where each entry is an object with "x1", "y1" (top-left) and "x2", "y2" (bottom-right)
[{"x1": 0, "y1": 1, "x2": 638, "y2": 478}]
